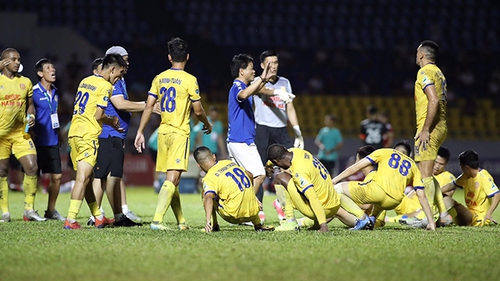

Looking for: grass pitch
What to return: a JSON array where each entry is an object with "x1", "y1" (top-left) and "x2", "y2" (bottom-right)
[{"x1": 1, "y1": 187, "x2": 500, "y2": 281}]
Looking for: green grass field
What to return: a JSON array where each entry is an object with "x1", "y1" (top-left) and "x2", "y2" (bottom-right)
[{"x1": 1, "y1": 187, "x2": 500, "y2": 281}]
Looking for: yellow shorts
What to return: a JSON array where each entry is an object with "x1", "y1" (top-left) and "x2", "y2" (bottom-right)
[
  {"x1": 68, "y1": 136, "x2": 98, "y2": 170},
  {"x1": 414, "y1": 122, "x2": 447, "y2": 162},
  {"x1": 287, "y1": 181, "x2": 340, "y2": 220},
  {"x1": 393, "y1": 193, "x2": 421, "y2": 216},
  {"x1": 0, "y1": 130, "x2": 36, "y2": 160},
  {"x1": 471, "y1": 211, "x2": 488, "y2": 227},
  {"x1": 156, "y1": 132, "x2": 190, "y2": 172},
  {"x1": 218, "y1": 204, "x2": 260, "y2": 224},
  {"x1": 348, "y1": 180, "x2": 402, "y2": 210}
]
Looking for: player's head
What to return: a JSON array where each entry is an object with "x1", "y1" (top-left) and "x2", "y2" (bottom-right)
[
  {"x1": 193, "y1": 146, "x2": 216, "y2": 172},
  {"x1": 366, "y1": 104, "x2": 377, "y2": 118},
  {"x1": 377, "y1": 111, "x2": 389, "y2": 124},
  {"x1": 416, "y1": 40, "x2": 439, "y2": 65},
  {"x1": 458, "y1": 150, "x2": 479, "y2": 175},
  {"x1": 260, "y1": 50, "x2": 279, "y2": 77},
  {"x1": 230, "y1": 53, "x2": 254, "y2": 80},
  {"x1": 393, "y1": 140, "x2": 412, "y2": 156},
  {"x1": 433, "y1": 146, "x2": 451, "y2": 175},
  {"x1": 1, "y1": 48, "x2": 21, "y2": 74},
  {"x1": 167, "y1": 37, "x2": 189, "y2": 63},
  {"x1": 356, "y1": 145, "x2": 375, "y2": 162},
  {"x1": 92, "y1": 57, "x2": 103, "y2": 75},
  {"x1": 267, "y1": 144, "x2": 290, "y2": 169},
  {"x1": 208, "y1": 105, "x2": 219, "y2": 120},
  {"x1": 101, "y1": 53, "x2": 127, "y2": 85},
  {"x1": 324, "y1": 114, "x2": 336, "y2": 127},
  {"x1": 105, "y1": 46, "x2": 129, "y2": 74},
  {"x1": 34, "y1": 58, "x2": 56, "y2": 83}
]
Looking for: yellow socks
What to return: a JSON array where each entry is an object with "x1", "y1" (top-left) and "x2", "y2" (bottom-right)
[
  {"x1": 88, "y1": 201, "x2": 103, "y2": 219},
  {"x1": 23, "y1": 174, "x2": 37, "y2": 210},
  {"x1": 153, "y1": 180, "x2": 176, "y2": 223},
  {"x1": 423, "y1": 176, "x2": 448, "y2": 216},
  {"x1": 67, "y1": 199, "x2": 83, "y2": 222},
  {"x1": 340, "y1": 194, "x2": 365, "y2": 219},
  {"x1": 170, "y1": 186, "x2": 185, "y2": 224},
  {"x1": 0, "y1": 177, "x2": 9, "y2": 213}
]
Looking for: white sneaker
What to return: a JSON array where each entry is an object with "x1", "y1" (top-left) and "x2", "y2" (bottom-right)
[
  {"x1": 23, "y1": 210, "x2": 47, "y2": 222},
  {"x1": 124, "y1": 210, "x2": 142, "y2": 222}
]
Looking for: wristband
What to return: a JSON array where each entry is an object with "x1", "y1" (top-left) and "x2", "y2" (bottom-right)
[{"x1": 292, "y1": 125, "x2": 302, "y2": 137}]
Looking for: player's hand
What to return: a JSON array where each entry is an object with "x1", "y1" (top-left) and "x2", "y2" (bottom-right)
[
  {"x1": 0, "y1": 58, "x2": 11, "y2": 70},
  {"x1": 27, "y1": 115, "x2": 35, "y2": 128},
  {"x1": 204, "y1": 222, "x2": 213, "y2": 233},
  {"x1": 273, "y1": 89, "x2": 295, "y2": 104},
  {"x1": 261, "y1": 62, "x2": 273, "y2": 81},
  {"x1": 109, "y1": 116, "x2": 124, "y2": 132},
  {"x1": 426, "y1": 221, "x2": 436, "y2": 231},
  {"x1": 415, "y1": 129, "x2": 430, "y2": 151},
  {"x1": 294, "y1": 136, "x2": 304, "y2": 149},
  {"x1": 318, "y1": 223, "x2": 329, "y2": 233},
  {"x1": 484, "y1": 214, "x2": 498, "y2": 225},
  {"x1": 202, "y1": 122, "x2": 212, "y2": 134},
  {"x1": 134, "y1": 133, "x2": 145, "y2": 153}
]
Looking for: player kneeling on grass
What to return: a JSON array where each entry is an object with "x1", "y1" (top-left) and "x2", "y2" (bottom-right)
[
  {"x1": 267, "y1": 144, "x2": 370, "y2": 232},
  {"x1": 193, "y1": 146, "x2": 274, "y2": 232},
  {"x1": 440, "y1": 150, "x2": 500, "y2": 226}
]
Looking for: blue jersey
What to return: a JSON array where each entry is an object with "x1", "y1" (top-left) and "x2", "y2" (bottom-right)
[
  {"x1": 227, "y1": 79, "x2": 255, "y2": 144},
  {"x1": 99, "y1": 79, "x2": 131, "y2": 139},
  {"x1": 32, "y1": 82, "x2": 59, "y2": 146}
]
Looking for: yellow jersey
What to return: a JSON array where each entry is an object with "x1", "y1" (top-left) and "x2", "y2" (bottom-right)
[
  {"x1": 435, "y1": 170, "x2": 455, "y2": 188},
  {"x1": 366, "y1": 148, "x2": 423, "y2": 202},
  {"x1": 68, "y1": 75, "x2": 112, "y2": 139},
  {"x1": 0, "y1": 74, "x2": 33, "y2": 137},
  {"x1": 455, "y1": 169, "x2": 499, "y2": 214},
  {"x1": 414, "y1": 63, "x2": 447, "y2": 130},
  {"x1": 202, "y1": 160, "x2": 259, "y2": 218},
  {"x1": 148, "y1": 68, "x2": 201, "y2": 135},
  {"x1": 289, "y1": 148, "x2": 340, "y2": 210}
]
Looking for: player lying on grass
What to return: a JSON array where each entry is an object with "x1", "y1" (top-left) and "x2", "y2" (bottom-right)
[
  {"x1": 193, "y1": 146, "x2": 274, "y2": 232},
  {"x1": 266, "y1": 144, "x2": 371, "y2": 232},
  {"x1": 331, "y1": 141, "x2": 436, "y2": 231},
  {"x1": 440, "y1": 150, "x2": 500, "y2": 226}
]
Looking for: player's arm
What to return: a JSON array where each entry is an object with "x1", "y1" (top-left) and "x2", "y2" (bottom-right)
[
  {"x1": 110, "y1": 95, "x2": 146, "y2": 112},
  {"x1": 192, "y1": 100, "x2": 212, "y2": 134},
  {"x1": 203, "y1": 191, "x2": 217, "y2": 232},
  {"x1": 286, "y1": 102, "x2": 304, "y2": 148},
  {"x1": 485, "y1": 192, "x2": 500, "y2": 224},
  {"x1": 332, "y1": 158, "x2": 372, "y2": 185},
  {"x1": 440, "y1": 182, "x2": 456, "y2": 194},
  {"x1": 414, "y1": 188, "x2": 436, "y2": 230},
  {"x1": 94, "y1": 106, "x2": 122, "y2": 131},
  {"x1": 26, "y1": 96, "x2": 36, "y2": 127},
  {"x1": 302, "y1": 186, "x2": 328, "y2": 232},
  {"x1": 134, "y1": 94, "x2": 157, "y2": 153},
  {"x1": 415, "y1": 84, "x2": 439, "y2": 150},
  {"x1": 238, "y1": 77, "x2": 269, "y2": 100},
  {"x1": 217, "y1": 133, "x2": 228, "y2": 159}
]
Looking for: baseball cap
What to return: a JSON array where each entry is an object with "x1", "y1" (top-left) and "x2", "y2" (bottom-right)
[{"x1": 105, "y1": 46, "x2": 128, "y2": 56}]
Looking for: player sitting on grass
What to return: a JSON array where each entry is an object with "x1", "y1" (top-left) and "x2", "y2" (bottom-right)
[
  {"x1": 440, "y1": 150, "x2": 500, "y2": 226},
  {"x1": 332, "y1": 141, "x2": 436, "y2": 231},
  {"x1": 193, "y1": 146, "x2": 274, "y2": 232},
  {"x1": 267, "y1": 144, "x2": 371, "y2": 232}
]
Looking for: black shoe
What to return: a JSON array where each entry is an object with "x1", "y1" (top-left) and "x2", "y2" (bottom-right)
[{"x1": 114, "y1": 215, "x2": 142, "y2": 227}]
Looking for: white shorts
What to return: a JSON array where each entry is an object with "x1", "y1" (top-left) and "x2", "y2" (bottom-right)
[{"x1": 227, "y1": 142, "x2": 265, "y2": 178}]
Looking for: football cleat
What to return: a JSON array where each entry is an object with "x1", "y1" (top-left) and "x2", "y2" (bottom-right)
[
  {"x1": 350, "y1": 215, "x2": 371, "y2": 230},
  {"x1": 150, "y1": 221, "x2": 169, "y2": 231},
  {"x1": 94, "y1": 216, "x2": 115, "y2": 228},
  {"x1": 44, "y1": 210, "x2": 65, "y2": 221},
  {"x1": 255, "y1": 225, "x2": 275, "y2": 232},
  {"x1": 178, "y1": 222, "x2": 190, "y2": 230},
  {"x1": 1, "y1": 212, "x2": 11, "y2": 222},
  {"x1": 114, "y1": 215, "x2": 142, "y2": 227},
  {"x1": 275, "y1": 221, "x2": 299, "y2": 231},
  {"x1": 258, "y1": 211, "x2": 266, "y2": 225},
  {"x1": 124, "y1": 210, "x2": 141, "y2": 222},
  {"x1": 273, "y1": 199, "x2": 286, "y2": 221},
  {"x1": 23, "y1": 210, "x2": 47, "y2": 222},
  {"x1": 63, "y1": 220, "x2": 81, "y2": 230},
  {"x1": 436, "y1": 214, "x2": 453, "y2": 227}
]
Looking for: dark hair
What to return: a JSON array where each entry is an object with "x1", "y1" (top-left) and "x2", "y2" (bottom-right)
[
  {"x1": 193, "y1": 146, "x2": 213, "y2": 164},
  {"x1": 34, "y1": 58, "x2": 52, "y2": 81},
  {"x1": 367, "y1": 104, "x2": 377, "y2": 115},
  {"x1": 437, "y1": 146, "x2": 451, "y2": 162},
  {"x1": 325, "y1": 114, "x2": 336, "y2": 122},
  {"x1": 1, "y1": 47, "x2": 18, "y2": 59},
  {"x1": 267, "y1": 144, "x2": 288, "y2": 162},
  {"x1": 458, "y1": 150, "x2": 479, "y2": 169},
  {"x1": 92, "y1": 57, "x2": 103, "y2": 71},
  {"x1": 260, "y1": 50, "x2": 278, "y2": 64},
  {"x1": 357, "y1": 145, "x2": 375, "y2": 159},
  {"x1": 168, "y1": 37, "x2": 188, "y2": 62},
  {"x1": 230, "y1": 54, "x2": 253, "y2": 78},
  {"x1": 102, "y1": 54, "x2": 127, "y2": 69},
  {"x1": 419, "y1": 40, "x2": 439, "y2": 61},
  {"x1": 394, "y1": 140, "x2": 412, "y2": 156}
]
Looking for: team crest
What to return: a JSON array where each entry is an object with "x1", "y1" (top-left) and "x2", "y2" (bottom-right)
[
  {"x1": 176, "y1": 158, "x2": 181, "y2": 164},
  {"x1": 475, "y1": 182, "x2": 480, "y2": 189},
  {"x1": 20, "y1": 84, "x2": 26, "y2": 90}
]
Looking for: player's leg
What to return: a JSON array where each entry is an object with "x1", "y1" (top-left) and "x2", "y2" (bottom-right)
[
  {"x1": 0, "y1": 155, "x2": 10, "y2": 222},
  {"x1": 40, "y1": 146, "x2": 64, "y2": 220},
  {"x1": 17, "y1": 152, "x2": 44, "y2": 221},
  {"x1": 449, "y1": 201, "x2": 473, "y2": 226},
  {"x1": 273, "y1": 172, "x2": 299, "y2": 231},
  {"x1": 255, "y1": 124, "x2": 272, "y2": 202},
  {"x1": 334, "y1": 181, "x2": 378, "y2": 230}
]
